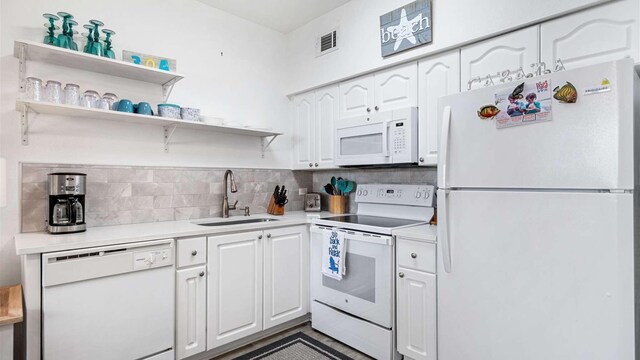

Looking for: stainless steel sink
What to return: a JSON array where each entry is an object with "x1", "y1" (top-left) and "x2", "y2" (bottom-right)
[{"x1": 195, "y1": 218, "x2": 279, "y2": 226}]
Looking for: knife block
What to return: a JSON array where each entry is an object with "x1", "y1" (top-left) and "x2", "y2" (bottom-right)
[
  {"x1": 328, "y1": 195, "x2": 347, "y2": 214},
  {"x1": 267, "y1": 195, "x2": 285, "y2": 215}
]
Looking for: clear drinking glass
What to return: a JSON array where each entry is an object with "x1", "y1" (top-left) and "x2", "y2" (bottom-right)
[
  {"x1": 82, "y1": 90, "x2": 100, "y2": 108},
  {"x1": 44, "y1": 80, "x2": 62, "y2": 104},
  {"x1": 102, "y1": 92, "x2": 118, "y2": 110},
  {"x1": 25, "y1": 77, "x2": 43, "y2": 101},
  {"x1": 63, "y1": 83, "x2": 80, "y2": 106}
]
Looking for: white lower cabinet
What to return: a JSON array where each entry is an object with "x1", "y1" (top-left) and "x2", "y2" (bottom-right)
[
  {"x1": 176, "y1": 265, "x2": 207, "y2": 360},
  {"x1": 205, "y1": 226, "x2": 310, "y2": 352},
  {"x1": 396, "y1": 238, "x2": 437, "y2": 360},
  {"x1": 263, "y1": 225, "x2": 310, "y2": 329},
  {"x1": 207, "y1": 230, "x2": 263, "y2": 349}
]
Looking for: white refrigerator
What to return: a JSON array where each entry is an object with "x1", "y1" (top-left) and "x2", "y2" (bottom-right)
[{"x1": 436, "y1": 59, "x2": 637, "y2": 360}]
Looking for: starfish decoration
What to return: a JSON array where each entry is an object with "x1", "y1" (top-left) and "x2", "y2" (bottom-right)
[{"x1": 387, "y1": 9, "x2": 423, "y2": 51}]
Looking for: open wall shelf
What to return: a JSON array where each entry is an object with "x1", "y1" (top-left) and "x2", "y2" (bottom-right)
[{"x1": 16, "y1": 100, "x2": 282, "y2": 154}]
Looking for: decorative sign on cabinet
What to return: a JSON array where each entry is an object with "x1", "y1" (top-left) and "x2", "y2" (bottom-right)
[{"x1": 380, "y1": 0, "x2": 433, "y2": 57}]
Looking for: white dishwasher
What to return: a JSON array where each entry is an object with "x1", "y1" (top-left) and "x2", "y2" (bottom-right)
[{"x1": 42, "y1": 239, "x2": 175, "y2": 360}]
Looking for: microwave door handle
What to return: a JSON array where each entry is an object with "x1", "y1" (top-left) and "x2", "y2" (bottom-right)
[
  {"x1": 439, "y1": 106, "x2": 452, "y2": 189},
  {"x1": 382, "y1": 121, "x2": 390, "y2": 157}
]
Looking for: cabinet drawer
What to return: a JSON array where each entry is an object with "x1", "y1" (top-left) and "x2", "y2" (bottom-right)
[
  {"x1": 177, "y1": 237, "x2": 206, "y2": 268},
  {"x1": 397, "y1": 239, "x2": 435, "y2": 273}
]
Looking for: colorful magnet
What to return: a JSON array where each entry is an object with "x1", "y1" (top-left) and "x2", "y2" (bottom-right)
[
  {"x1": 477, "y1": 105, "x2": 501, "y2": 120},
  {"x1": 553, "y1": 82, "x2": 577, "y2": 103}
]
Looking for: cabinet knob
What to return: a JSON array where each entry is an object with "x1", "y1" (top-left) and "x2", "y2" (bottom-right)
[
  {"x1": 375, "y1": 106, "x2": 379, "y2": 111},
  {"x1": 191, "y1": 250, "x2": 198, "y2": 256},
  {"x1": 309, "y1": 163, "x2": 313, "y2": 167},
  {"x1": 366, "y1": 107, "x2": 371, "y2": 113},
  {"x1": 399, "y1": 272, "x2": 405, "y2": 278},
  {"x1": 199, "y1": 271, "x2": 205, "y2": 277},
  {"x1": 411, "y1": 252, "x2": 418, "y2": 259},
  {"x1": 315, "y1": 163, "x2": 319, "y2": 167},
  {"x1": 258, "y1": 235, "x2": 263, "y2": 240},
  {"x1": 267, "y1": 233, "x2": 272, "y2": 238},
  {"x1": 419, "y1": 157, "x2": 424, "y2": 163}
]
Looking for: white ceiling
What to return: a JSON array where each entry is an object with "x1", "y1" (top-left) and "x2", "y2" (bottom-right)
[{"x1": 197, "y1": 0, "x2": 352, "y2": 33}]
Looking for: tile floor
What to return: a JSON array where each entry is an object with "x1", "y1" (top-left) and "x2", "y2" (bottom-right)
[{"x1": 211, "y1": 323, "x2": 373, "y2": 360}]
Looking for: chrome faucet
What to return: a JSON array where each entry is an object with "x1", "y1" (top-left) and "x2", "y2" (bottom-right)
[{"x1": 222, "y1": 170, "x2": 238, "y2": 218}]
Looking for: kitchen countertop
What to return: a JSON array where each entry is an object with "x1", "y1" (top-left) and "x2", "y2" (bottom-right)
[
  {"x1": 392, "y1": 224, "x2": 437, "y2": 243},
  {"x1": 15, "y1": 211, "x2": 330, "y2": 255}
]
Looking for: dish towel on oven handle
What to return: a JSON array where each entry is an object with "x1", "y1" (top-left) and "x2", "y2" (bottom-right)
[{"x1": 322, "y1": 228, "x2": 346, "y2": 280}]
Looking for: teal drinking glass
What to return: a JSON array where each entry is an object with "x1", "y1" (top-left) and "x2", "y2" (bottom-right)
[
  {"x1": 82, "y1": 24, "x2": 94, "y2": 54},
  {"x1": 102, "y1": 29, "x2": 116, "y2": 59},
  {"x1": 42, "y1": 13, "x2": 60, "y2": 46},
  {"x1": 68, "y1": 19, "x2": 79, "y2": 51},
  {"x1": 56, "y1": 12, "x2": 74, "y2": 49},
  {"x1": 89, "y1": 19, "x2": 104, "y2": 56}
]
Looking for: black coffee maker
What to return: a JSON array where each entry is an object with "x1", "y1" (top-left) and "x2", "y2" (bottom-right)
[{"x1": 47, "y1": 173, "x2": 86, "y2": 234}]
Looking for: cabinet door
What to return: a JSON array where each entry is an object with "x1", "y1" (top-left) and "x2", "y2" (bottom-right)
[
  {"x1": 540, "y1": 0, "x2": 639, "y2": 69},
  {"x1": 207, "y1": 231, "x2": 263, "y2": 349},
  {"x1": 339, "y1": 74, "x2": 375, "y2": 119},
  {"x1": 397, "y1": 268, "x2": 436, "y2": 360},
  {"x1": 293, "y1": 92, "x2": 315, "y2": 170},
  {"x1": 263, "y1": 225, "x2": 310, "y2": 329},
  {"x1": 374, "y1": 62, "x2": 418, "y2": 112},
  {"x1": 315, "y1": 85, "x2": 339, "y2": 169},
  {"x1": 176, "y1": 266, "x2": 206, "y2": 360},
  {"x1": 461, "y1": 26, "x2": 539, "y2": 91},
  {"x1": 418, "y1": 50, "x2": 460, "y2": 166}
]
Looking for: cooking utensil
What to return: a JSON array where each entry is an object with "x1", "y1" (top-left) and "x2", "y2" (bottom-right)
[
  {"x1": 336, "y1": 179, "x2": 346, "y2": 195},
  {"x1": 324, "y1": 183, "x2": 335, "y2": 195},
  {"x1": 331, "y1": 177, "x2": 337, "y2": 189},
  {"x1": 343, "y1": 181, "x2": 354, "y2": 195}
]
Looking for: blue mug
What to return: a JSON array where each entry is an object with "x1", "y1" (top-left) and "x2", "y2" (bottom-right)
[
  {"x1": 136, "y1": 102, "x2": 154, "y2": 116},
  {"x1": 117, "y1": 99, "x2": 134, "y2": 113}
]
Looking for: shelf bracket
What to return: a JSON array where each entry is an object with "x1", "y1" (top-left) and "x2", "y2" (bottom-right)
[
  {"x1": 18, "y1": 43, "x2": 27, "y2": 92},
  {"x1": 162, "y1": 77, "x2": 179, "y2": 102},
  {"x1": 163, "y1": 124, "x2": 178, "y2": 153},
  {"x1": 20, "y1": 103, "x2": 29, "y2": 145},
  {"x1": 261, "y1": 135, "x2": 279, "y2": 159}
]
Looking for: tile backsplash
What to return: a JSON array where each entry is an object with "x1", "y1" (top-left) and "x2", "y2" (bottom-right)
[
  {"x1": 21, "y1": 164, "x2": 437, "y2": 232},
  {"x1": 312, "y1": 167, "x2": 437, "y2": 213},
  {"x1": 21, "y1": 164, "x2": 312, "y2": 232}
]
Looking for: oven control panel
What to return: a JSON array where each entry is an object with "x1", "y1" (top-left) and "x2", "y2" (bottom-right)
[{"x1": 355, "y1": 184, "x2": 435, "y2": 206}]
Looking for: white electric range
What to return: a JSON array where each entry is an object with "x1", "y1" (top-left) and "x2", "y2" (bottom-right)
[{"x1": 310, "y1": 184, "x2": 435, "y2": 360}]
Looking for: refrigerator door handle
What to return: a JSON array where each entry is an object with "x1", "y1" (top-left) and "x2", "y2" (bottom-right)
[
  {"x1": 439, "y1": 106, "x2": 452, "y2": 188},
  {"x1": 438, "y1": 189, "x2": 452, "y2": 273}
]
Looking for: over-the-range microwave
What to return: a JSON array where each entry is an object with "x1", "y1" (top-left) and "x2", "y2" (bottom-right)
[{"x1": 335, "y1": 107, "x2": 418, "y2": 166}]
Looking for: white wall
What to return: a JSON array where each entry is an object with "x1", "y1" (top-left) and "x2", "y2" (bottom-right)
[
  {"x1": 284, "y1": 0, "x2": 612, "y2": 94},
  {"x1": 0, "y1": 0, "x2": 290, "y2": 285}
]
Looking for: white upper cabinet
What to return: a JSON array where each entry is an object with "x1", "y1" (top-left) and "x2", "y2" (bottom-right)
[
  {"x1": 339, "y1": 62, "x2": 417, "y2": 118},
  {"x1": 374, "y1": 62, "x2": 418, "y2": 113},
  {"x1": 339, "y1": 75, "x2": 375, "y2": 119},
  {"x1": 292, "y1": 92, "x2": 315, "y2": 169},
  {"x1": 207, "y1": 231, "x2": 263, "y2": 350},
  {"x1": 418, "y1": 50, "x2": 460, "y2": 166},
  {"x1": 263, "y1": 226, "x2": 310, "y2": 330},
  {"x1": 315, "y1": 86, "x2": 339, "y2": 169},
  {"x1": 461, "y1": 26, "x2": 540, "y2": 91},
  {"x1": 540, "y1": 0, "x2": 639, "y2": 69}
]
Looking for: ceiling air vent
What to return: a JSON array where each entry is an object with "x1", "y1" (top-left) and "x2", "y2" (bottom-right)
[{"x1": 316, "y1": 29, "x2": 338, "y2": 57}]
